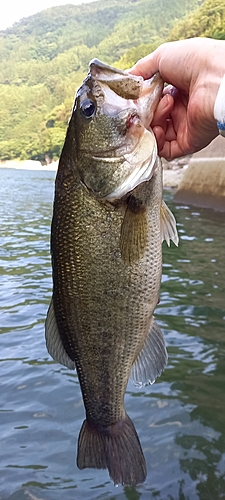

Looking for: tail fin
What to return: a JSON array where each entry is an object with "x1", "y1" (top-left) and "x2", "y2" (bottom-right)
[{"x1": 77, "y1": 413, "x2": 147, "y2": 486}]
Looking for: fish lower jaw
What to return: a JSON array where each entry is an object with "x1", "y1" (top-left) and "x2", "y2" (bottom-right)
[{"x1": 80, "y1": 138, "x2": 140, "y2": 160}]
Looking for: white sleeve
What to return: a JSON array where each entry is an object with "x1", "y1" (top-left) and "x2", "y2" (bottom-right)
[{"x1": 214, "y1": 74, "x2": 225, "y2": 137}]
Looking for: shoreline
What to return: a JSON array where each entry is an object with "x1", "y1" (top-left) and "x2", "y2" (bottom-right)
[
  {"x1": 0, "y1": 159, "x2": 186, "y2": 188},
  {"x1": 0, "y1": 159, "x2": 58, "y2": 172}
]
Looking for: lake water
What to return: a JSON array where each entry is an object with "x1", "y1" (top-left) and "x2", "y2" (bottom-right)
[{"x1": 0, "y1": 168, "x2": 225, "y2": 500}]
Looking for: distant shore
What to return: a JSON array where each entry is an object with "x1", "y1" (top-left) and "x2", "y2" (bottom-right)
[
  {"x1": 0, "y1": 158, "x2": 187, "y2": 188},
  {"x1": 3, "y1": 150, "x2": 224, "y2": 211},
  {"x1": 0, "y1": 159, "x2": 58, "y2": 171}
]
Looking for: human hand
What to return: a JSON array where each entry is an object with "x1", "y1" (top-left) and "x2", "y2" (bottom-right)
[{"x1": 130, "y1": 38, "x2": 225, "y2": 160}]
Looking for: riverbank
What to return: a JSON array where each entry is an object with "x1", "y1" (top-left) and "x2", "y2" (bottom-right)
[
  {"x1": 174, "y1": 135, "x2": 225, "y2": 211},
  {"x1": 162, "y1": 156, "x2": 190, "y2": 188},
  {"x1": 0, "y1": 159, "x2": 58, "y2": 171},
  {"x1": 1, "y1": 136, "x2": 224, "y2": 202},
  {"x1": 0, "y1": 158, "x2": 186, "y2": 188}
]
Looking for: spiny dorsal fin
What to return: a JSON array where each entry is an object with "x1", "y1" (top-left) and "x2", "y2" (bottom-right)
[
  {"x1": 45, "y1": 298, "x2": 75, "y2": 370},
  {"x1": 161, "y1": 200, "x2": 179, "y2": 247},
  {"x1": 130, "y1": 318, "x2": 168, "y2": 387}
]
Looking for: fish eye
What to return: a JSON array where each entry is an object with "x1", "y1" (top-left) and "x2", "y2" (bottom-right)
[{"x1": 80, "y1": 99, "x2": 96, "y2": 119}]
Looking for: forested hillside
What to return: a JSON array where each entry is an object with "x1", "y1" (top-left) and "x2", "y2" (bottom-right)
[
  {"x1": 169, "y1": 0, "x2": 225, "y2": 40},
  {"x1": 0, "y1": 0, "x2": 224, "y2": 162}
]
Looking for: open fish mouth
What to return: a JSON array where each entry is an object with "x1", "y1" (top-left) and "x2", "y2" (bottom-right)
[{"x1": 89, "y1": 58, "x2": 143, "y2": 100}]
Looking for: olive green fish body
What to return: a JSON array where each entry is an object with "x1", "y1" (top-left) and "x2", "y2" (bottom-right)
[
  {"x1": 51, "y1": 159, "x2": 162, "y2": 424},
  {"x1": 46, "y1": 59, "x2": 179, "y2": 486}
]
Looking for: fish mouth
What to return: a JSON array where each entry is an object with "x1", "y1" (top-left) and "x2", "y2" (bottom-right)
[{"x1": 89, "y1": 58, "x2": 143, "y2": 100}]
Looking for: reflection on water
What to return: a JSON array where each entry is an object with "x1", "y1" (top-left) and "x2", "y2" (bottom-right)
[{"x1": 0, "y1": 169, "x2": 225, "y2": 500}]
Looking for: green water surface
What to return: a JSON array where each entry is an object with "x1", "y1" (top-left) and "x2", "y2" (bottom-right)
[{"x1": 0, "y1": 168, "x2": 224, "y2": 500}]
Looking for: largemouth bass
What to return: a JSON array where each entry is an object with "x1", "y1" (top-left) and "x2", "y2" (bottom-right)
[{"x1": 45, "y1": 59, "x2": 179, "y2": 486}]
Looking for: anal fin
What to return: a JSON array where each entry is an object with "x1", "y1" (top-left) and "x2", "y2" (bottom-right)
[
  {"x1": 45, "y1": 298, "x2": 75, "y2": 370},
  {"x1": 131, "y1": 318, "x2": 168, "y2": 387}
]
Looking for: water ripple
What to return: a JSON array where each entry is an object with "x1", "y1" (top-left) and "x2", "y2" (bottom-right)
[{"x1": 0, "y1": 171, "x2": 225, "y2": 500}]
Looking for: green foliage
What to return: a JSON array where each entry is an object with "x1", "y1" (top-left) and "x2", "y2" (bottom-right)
[
  {"x1": 0, "y1": 0, "x2": 221, "y2": 162},
  {"x1": 169, "y1": 0, "x2": 225, "y2": 40},
  {"x1": 116, "y1": 40, "x2": 164, "y2": 69}
]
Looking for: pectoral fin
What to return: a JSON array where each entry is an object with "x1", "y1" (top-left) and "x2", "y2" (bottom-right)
[
  {"x1": 45, "y1": 298, "x2": 75, "y2": 370},
  {"x1": 161, "y1": 200, "x2": 179, "y2": 247},
  {"x1": 120, "y1": 205, "x2": 148, "y2": 265},
  {"x1": 130, "y1": 319, "x2": 168, "y2": 387}
]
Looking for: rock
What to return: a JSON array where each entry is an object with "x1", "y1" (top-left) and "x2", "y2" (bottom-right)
[
  {"x1": 174, "y1": 136, "x2": 225, "y2": 211},
  {"x1": 162, "y1": 155, "x2": 190, "y2": 188},
  {"x1": 163, "y1": 166, "x2": 187, "y2": 188}
]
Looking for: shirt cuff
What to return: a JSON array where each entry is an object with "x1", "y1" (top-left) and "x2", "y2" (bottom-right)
[{"x1": 214, "y1": 74, "x2": 225, "y2": 137}]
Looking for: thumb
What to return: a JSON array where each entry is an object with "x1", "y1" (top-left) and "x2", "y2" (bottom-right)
[{"x1": 129, "y1": 51, "x2": 160, "y2": 80}]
